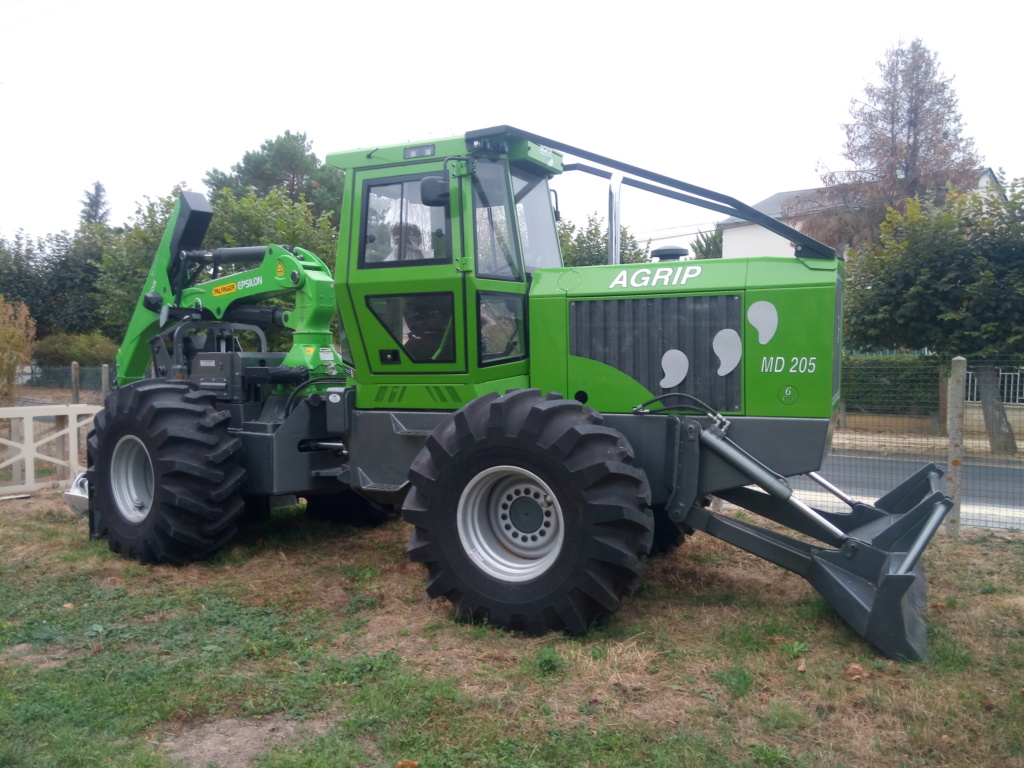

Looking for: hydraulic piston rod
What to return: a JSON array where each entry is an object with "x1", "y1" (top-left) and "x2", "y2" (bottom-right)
[{"x1": 697, "y1": 426, "x2": 848, "y2": 542}]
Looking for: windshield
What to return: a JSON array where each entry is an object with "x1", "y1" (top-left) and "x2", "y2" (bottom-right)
[{"x1": 511, "y1": 168, "x2": 562, "y2": 271}]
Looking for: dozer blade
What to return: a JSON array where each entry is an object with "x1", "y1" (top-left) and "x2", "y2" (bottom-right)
[{"x1": 690, "y1": 463, "x2": 953, "y2": 661}]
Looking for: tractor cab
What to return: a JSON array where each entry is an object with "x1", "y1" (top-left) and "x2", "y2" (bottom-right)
[{"x1": 326, "y1": 132, "x2": 563, "y2": 409}]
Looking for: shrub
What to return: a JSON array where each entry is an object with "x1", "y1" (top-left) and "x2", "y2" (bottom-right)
[
  {"x1": 34, "y1": 332, "x2": 119, "y2": 367},
  {"x1": 0, "y1": 295, "x2": 36, "y2": 405},
  {"x1": 842, "y1": 355, "x2": 944, "y2": 414}
]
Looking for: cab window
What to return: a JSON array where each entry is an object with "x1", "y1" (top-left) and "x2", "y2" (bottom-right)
[
  {"x1": 361, "y1": 175, "x2": 450, "y2": 267},
  {"x1": 367, "y1": 293, "x2": 456, "y2": 363},
  {"x1": 472, "y1": 160, "x2": 522, "y2": 281},
  {"x1": 478, "y1": 292, "x2": 526, "y2": 366},
  {"x1": 511, "y1": 167, "x2": 562, "y2": 271}
]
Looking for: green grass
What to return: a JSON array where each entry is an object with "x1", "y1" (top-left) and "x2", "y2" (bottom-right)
[
  {"x1": 2, "y1": 497, "x2": 1024, "y2": 767},
  {"x1": 525, "y1": 645, "x2": 567, "y2": 678},
  {"x1": 711, "y1": 663, "x2": 755, "y2": 699}
]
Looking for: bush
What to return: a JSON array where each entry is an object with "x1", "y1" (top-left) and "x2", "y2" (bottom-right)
[
  {"x1": 34, "y1": 332, "x2": 118, "y2": 367},
  {"x1": 842, "y1": 355, "x2": 944, "y2": 414},
  {"x1": 0, "y1": 295, "x2": 36, "y2": 405}
]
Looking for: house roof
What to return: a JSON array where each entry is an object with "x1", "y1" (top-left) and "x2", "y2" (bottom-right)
[
  {"x1": 722, "y1": 168, "x2": 1000, "y2": 229},
  {"x1": 720, "y1": 187, "x2": 829, "y2": 229}
]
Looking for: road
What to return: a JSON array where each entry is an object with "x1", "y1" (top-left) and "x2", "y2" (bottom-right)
[{"x1": 787, "y1": 453, "x2": 1024, "y2": 530}]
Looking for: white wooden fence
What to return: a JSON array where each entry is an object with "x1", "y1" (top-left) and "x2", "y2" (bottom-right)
[{"x1": 0, "y1": 404, "x2": 100, "y2": 495}]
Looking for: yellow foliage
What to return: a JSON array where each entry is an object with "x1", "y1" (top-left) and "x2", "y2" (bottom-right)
[{"x1": 0, "y1": 295, "x2": 36, "y2": 406}]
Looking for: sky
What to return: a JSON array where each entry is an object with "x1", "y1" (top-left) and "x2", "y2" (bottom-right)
[{"x1": 2, "y1": 0, "x2": 1021, "y2": 250}]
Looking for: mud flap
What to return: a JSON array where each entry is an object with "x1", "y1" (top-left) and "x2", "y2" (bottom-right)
[{"x1": 689, "y1": 463, "x2": 952, "y2": 661}]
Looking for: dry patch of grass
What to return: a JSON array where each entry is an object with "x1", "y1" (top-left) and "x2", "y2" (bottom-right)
[
  {"x1": 0, "y1": 642, "x2": 90, "y2": 670},
  {"x1": 2, "y1": 491, "x2": 1024, "y2": 767},
  {"x1": 159, "y1": 715, "x2": 333, "y2": 768}
]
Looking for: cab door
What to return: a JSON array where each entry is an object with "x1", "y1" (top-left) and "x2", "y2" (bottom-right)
[
  {"x1": 464, "y1": 157, "x2": 529, "y2": 372},
  {"x1": 345, "y1": 163, "x2": 467, "y2": 380}
]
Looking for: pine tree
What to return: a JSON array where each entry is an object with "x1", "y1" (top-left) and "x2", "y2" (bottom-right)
[
  {"x1": 797, "y1": 39, "x2": 981, "y2": 250},
  {"x1": 80, "y1": 181, "x2": 111, "y2": 226}
]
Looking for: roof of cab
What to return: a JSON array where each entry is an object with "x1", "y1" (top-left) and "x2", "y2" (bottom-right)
[{"x1": 325, "y1": 128, "x2": 563, "y2": 175}]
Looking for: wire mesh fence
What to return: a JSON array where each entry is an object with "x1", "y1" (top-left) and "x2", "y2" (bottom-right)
[
  {"x1": 14, "y1": 365, "x2": 109, "y2": 406},
  {"x1": 8, "y1": 357, "x2": 1024, "y2": 530},
  {"x1": 792, "y1": 354, "x2": 1024, "y2": 531}
]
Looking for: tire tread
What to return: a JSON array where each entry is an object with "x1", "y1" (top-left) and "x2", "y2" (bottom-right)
[
  {"x1": 403, "y1": 389, "x2": 653, "y2": 636},
  {"x1": 88, "y1": 380, "x2": 246, "y2": 565}
]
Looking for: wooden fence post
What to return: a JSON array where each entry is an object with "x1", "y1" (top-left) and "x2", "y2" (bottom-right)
[
  {"x1": 945, "y1": 356, "x2": 966, "y2": 537},
  {"x1": 71, "y1": 361, "x2": 80, "y2": 405}
]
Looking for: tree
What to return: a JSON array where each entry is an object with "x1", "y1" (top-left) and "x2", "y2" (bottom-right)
[
  {"x1": 80, "y1": 181, "x2": 111, "y2": 226},
  {"x1": 690, "y1": 225, "x2": 723, "y2": 260},
  {"x1": 0, "y1": 295, "x2": 36, "y2": 406},
  {"x1": 1, "y1": 222, "x2": 109, "y2": 340},
  {"x1": 845, "y1": 179, "x2": 1024, "y2": 453},
  {"x1": 0, "y1": 232, "x2": 44, "y2": 318},
  {"x1": 94, "y1": 192, "x2": 180, "y2": 339},
  {"x1": 0, "y1": 182, "x2": 113, "y2": 339},
  {"x1": 34, "y1": 227, "x2": 109, "y2": 337},
  {"x1": 557, "y1": 213, "x2": 649, "y2": 267},
  {"x1": 204, "y1": 187, "x2": 338, "y2": 269},
  {"x1": 204, "y1": 131, "x2": 344, "y2": 223},
  {"x1": 798, "y1": 39, "x2": 981, "y2": 251}
]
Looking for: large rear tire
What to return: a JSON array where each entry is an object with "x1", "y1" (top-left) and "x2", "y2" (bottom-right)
[
  {"x1": 403, "y1": 390, "x2": 654, "y2": 635},
  {"x1": 88, "y1": 380, "x2": 246, "y2": 564}
]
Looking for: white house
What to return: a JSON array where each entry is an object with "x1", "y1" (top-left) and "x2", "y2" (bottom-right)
[{"x1": 721, "y1": 169, "x2": 1000, "y2": 258}]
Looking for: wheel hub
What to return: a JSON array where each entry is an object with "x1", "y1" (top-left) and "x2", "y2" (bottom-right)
[
  {"x1": 457, "y1": 465, "x2": 564, "y2": 582},
  {"x1": 508, "y1": 496, "x2": 544, "y2": 534},
  {"x1": 493, "y1": 480, "x2": 556, "y2": 553},
  {"x1": 109, "y1": 435, "x2": 154, "y2": 524}
]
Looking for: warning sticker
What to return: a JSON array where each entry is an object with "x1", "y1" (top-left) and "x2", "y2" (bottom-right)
[{"x1": 319, "y1": 347, "x2": 334, "y2": 362}]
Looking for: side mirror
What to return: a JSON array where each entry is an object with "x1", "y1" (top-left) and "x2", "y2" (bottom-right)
[{"x1": 420, "y1": 176, "x2": 450, "y2": 207}]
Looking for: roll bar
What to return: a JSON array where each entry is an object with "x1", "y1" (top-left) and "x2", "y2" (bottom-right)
[{"x1": 465, "y1": 126, "x2": 836, "y2": 261}]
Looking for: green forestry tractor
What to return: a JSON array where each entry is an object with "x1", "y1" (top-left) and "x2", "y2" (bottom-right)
[{"x1": 65, "y1": 127, "x2": 952, "y2": 660}]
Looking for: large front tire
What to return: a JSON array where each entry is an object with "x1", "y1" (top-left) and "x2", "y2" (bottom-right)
[
  {"x1": 403, "y1": 390, "x2": 654, "y2": 635},
  {"x1": 88, "y1": 380, "x2": 246, "y2": 564}
]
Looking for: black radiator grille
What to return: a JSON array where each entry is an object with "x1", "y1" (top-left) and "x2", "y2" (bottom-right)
[{"x1": 569, "y1": 295, "x2": 743, "y2": 412}]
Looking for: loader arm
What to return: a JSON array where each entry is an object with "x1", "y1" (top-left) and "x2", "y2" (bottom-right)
[{"x1": 116, "y1": 192, "x2": 341, "y2": 386}]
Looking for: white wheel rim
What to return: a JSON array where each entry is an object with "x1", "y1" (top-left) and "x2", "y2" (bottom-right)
[
  {"x1": 457, "y1": 465, "x2": 565, "y2": 582},
  {"x1": 110, "y1": 435, "x2": 154, "y2": 524}
]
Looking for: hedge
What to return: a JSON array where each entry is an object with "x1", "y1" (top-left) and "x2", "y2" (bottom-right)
[{"x1": 842, "y1": 355, "x2": 944, "y2": 415}]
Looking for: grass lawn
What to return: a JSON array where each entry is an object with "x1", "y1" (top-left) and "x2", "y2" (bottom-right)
[{"x1": 1, "y1": 492, "x2": 1023, "y2": 768}]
